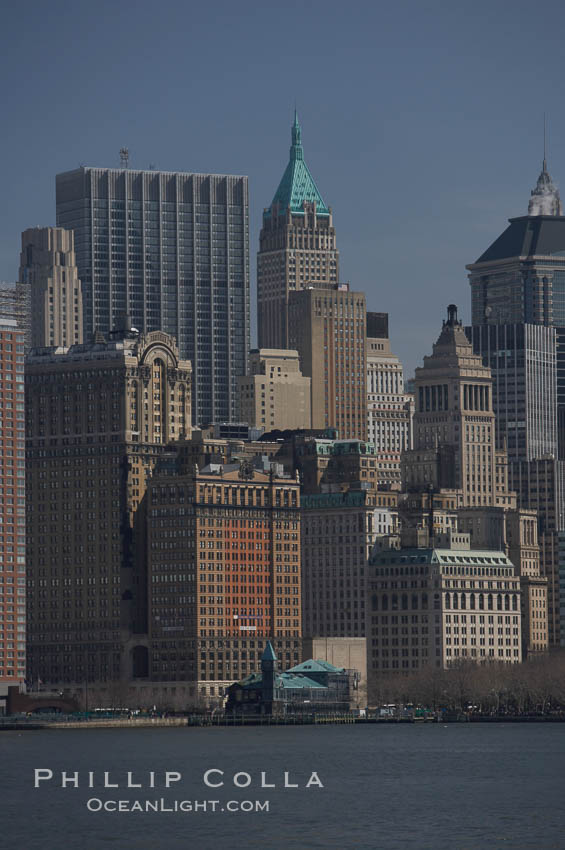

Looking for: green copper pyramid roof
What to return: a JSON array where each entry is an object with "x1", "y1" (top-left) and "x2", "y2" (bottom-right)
[
  {"x1": 267, "y1": 112, "x2": 329, "y2": 216},
  {"x1": 286, "y1": 659, "x2": 344, "y2": 674}
]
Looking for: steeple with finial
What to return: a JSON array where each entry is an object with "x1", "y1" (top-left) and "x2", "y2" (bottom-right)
[
  {"x1": 267, "y1": 111, "x2": 329, "y2": 216},
  {"x1": 528, "y1": 116, "x2": 563, "y2": 216},
  {"x1": 290, "y1": 109, "x2": 303, "y2": 161},
  {"x1": 260, "y1": 641, "x2": 277, "y2": 713}
]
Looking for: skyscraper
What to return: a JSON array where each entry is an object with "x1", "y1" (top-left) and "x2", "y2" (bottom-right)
[
  {"x1": 288, "y1": 284, "x2": 367, "y2": 441},
  {"x1": 56, "y1": 167, "x2": 249, "y2": 426},
  {"x1": 0, "y1": 316, "x2": 26, "y2": 695},
  {"x1": 301, "y1": 487, "x2": 381, "y2": 640},
  {"x1": 147, "y1": 455, "x2": 302, "y2": 704},
  {"x1": 296, "y1": 428, "x2": 387, "y2": 646},
  {"x1": 468, "y1": 159, "x2": 565, "y2": 646},
  {"x1": 396, "y1": 309, "x2": 548, "y2": 658},
  {"x1": 466, "y1": 323, "x2": 557, "y2": 462},
  {"x1": 258, "y1": 114, "x2": 339, "y2": 349},
  {"x1": 237, "y1": 349, "x2": 311, "y2": 431},
  {"x1": 0, "y1": 283, "x2": 31, "y2": 351},
  {"x1": 366, "y1": 312, "x2": 412, "y2": 487},
  {"x1": 19, "y1": 227, "x2": 83, "y2": 349},
  {"x1": 469, "y1": 157, "x2": 564, "y2": 327},
  {"x1": 25, "y1": 330, "x2": 191, "y2": 693},
  {"x1": 403, "y1": 305, "x2": 497, "y2": 507},
  {"x1": 468, "y1": 157, "x2": 565, "y2": 456}
]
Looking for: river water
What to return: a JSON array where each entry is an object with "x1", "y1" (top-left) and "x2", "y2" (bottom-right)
[{"x1": 2, "y1": 723, "x2": 564, "y2": 850}]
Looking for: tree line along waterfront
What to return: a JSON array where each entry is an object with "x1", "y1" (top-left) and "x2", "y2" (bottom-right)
[{"x1": 368, "y1": 651, "x2": 565, "y2": 716}]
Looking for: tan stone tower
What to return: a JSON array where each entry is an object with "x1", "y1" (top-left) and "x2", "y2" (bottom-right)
[
  {"x1": 403, "y1": 305, "x2": 496, "y2": 507},
  {"x1": 289, "y1": 284, "x2": 367, "y2": 441},
  {"x1": 258, "y1": 113, "x2": 339, "y2": 349},
  {"x1": 366, "y1": 312, "x2": 412, "y2": 487},
  {"x1": 19, "y1": 226, "x2": 83, "y2": 349},
  {"x1": 400, "y1": 306, "x2": 549, "y2": 657},
  {"x1": 237, "y1": 349, "x2": 311, "y2": 430}
]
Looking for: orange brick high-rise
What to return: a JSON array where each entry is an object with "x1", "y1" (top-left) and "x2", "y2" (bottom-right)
[{"x1": 148, "y1": 454, "x2": 301, "y2": 704}]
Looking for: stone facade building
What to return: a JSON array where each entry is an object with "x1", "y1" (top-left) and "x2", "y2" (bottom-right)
[
  {"x1": 292, "y1": 433, "x2": 379, "y2": 494},
  {"x1": 457, "y1": 506, "x2": 547, "y2": 657},
  {"x1": 257, "y1": 113, "x2": 338, "y2": 350},
  {"x1": 403, "y1": 305, "x2": 497, "y2": 508},
  {"x1": 367, "y1": 531, "x2": 522, "y2": 686},
  {"x1": 297, "y1": 433, "x2": 397, "y2": 643},
  {"x1": 301, "y1": 490, "x2": 382, "y2": 641},
  {"x1": 506, "y1": 510, "x2": 548, "y2": 655},
  {"x1": 19, "y1": 227, "x2": 83, "y2": 349},
  {"x1": 237, "y1": 349, "x2": 311, "y2": 431},
  {"x1": 366, "y1": 312, "x2": 412, "y2": 487},
  {"x1": 400, "y1": 306, "x2": 548, "y2": 657},
  {"x1": 25, "y1": 330, "x2": 191, "y2": 691},
  {"x1": 289, "y1": 285, "x2": 367, "y2": 441}
]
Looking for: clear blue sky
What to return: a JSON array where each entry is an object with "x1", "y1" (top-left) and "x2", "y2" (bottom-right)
[{"x1": 1, "y1": 0, "x2": 564, "y2": 376}]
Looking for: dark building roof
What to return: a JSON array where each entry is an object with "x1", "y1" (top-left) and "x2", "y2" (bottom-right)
[
  {"x1": 366, "y1": 311, "x2": 389, "y2": 340},
  {"x1": 473, "y1": 216, "x2": 565, "y2": 264}
]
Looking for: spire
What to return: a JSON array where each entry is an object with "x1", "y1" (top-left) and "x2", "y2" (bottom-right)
[
  {"x1": 261, "y1": 641, "x2": 277, "y2": 662},
  {"x1": 528, "y1": 119, "x2": 563, "y2": 216},
  {"x1": 446, "y1": 304, "x2": 459, "y2": 327},
  {"x1": 290, "y1": 109, "x2": 303, "y2": 161},
  {"x1": 266, "y1": 114, "x2": 329, "y2": 217},
  {"x1": 433, "y1": 304, "x2": 473, "y2": 355},
  {"x1": 543, "y1": 112, "x2": 547, "y2": 172}
]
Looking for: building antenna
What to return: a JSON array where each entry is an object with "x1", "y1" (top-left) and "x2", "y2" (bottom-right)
[
  {"x1": 543, "y1": 113, "x2": 547, "y2": 168},
  {"x1": 120, "y1": 147, "x2": 130, "y2": 169}
]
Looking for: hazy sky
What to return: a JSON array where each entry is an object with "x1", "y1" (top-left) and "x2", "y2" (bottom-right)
[{"x1": 2, "y1": 0, "x2": 564, "y2": 376}]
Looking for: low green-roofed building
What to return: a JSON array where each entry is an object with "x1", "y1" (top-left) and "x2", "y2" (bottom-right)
[{"x1": 225, "y1": 643, "x2": 358, "y2": 714}]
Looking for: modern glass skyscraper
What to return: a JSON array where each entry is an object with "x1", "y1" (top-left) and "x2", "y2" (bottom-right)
[
  {"x1": 466, "y1": 323, "x2": 557, "y2": 462},
  {"x1": 467, "y1": 157, "x2": 565, "y2": 454},
  {"x1": 56, "y1": 167, "x2": 249, "y2": 426},
  {"x1": 467, "y1": 158, "x2": 565, "y2": 646}
]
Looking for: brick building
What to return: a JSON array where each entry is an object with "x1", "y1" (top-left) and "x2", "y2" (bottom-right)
[
  {"x1": 25, "y1": 329, "x2": 191, "y2": 691},
  {"x1": 0, "y1": 317, "x2": 26, "y2": 694},
  {"x1": 147, "y1": 456, "x2": 301, "y2": 702}
]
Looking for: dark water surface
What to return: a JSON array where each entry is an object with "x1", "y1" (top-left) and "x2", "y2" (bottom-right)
[{"x1": 2, "y1": 723, "x2": 564, "y2": 850}]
